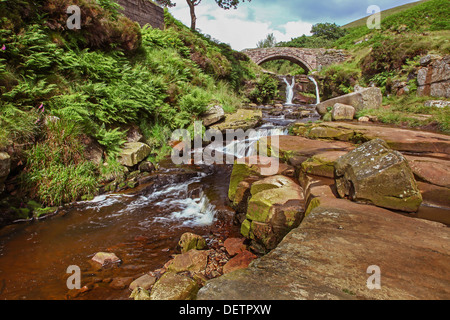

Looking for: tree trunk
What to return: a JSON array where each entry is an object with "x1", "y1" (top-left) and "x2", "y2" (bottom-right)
[{"x1": 186, "y1": 0, "x2": 197, "y2": 31}]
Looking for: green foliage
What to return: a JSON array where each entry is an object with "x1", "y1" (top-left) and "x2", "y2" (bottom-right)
[
  {"x1": 257, "y1": 33, "x2": 277, "y2": 48},
  {"x1": 318, "y1": 63, "x2": 361, "y2": 99},
  {"x1": 1, "y1": 2, "x2": 257, "y2": 209},
  {"x1": 279, "y1": 34, "x2": 335, "y2": 49},
  {"x1": 95, "y1": 125, "x2": 126, "y2": 158},
  {"x1": 310, "y1": 23, "x2": 348, "y2": 40},
  {"x1": 248, "y1": 74, "x2": 279, "y2": 104},
  {"x1": 261, "y1": 60, "x2": 306, "y2": 75},
  {"x1": 22, "y1": 120, "x2": 98, "y2": 206}
]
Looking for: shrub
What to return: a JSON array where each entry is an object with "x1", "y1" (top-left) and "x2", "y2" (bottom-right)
[{"x1": 248, "y1": 74, "x2": 279, "y2": 104}]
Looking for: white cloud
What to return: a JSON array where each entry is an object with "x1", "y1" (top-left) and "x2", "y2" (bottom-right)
[{"x1": 168, "y1": 2, "x2": 312, "y2": 51}]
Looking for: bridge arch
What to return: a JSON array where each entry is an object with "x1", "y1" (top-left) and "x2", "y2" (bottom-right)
[
  {"x1": 256, "y1": 53, "x2": 314, "y2": 73},
  {"x1": 242, "y1": 47, "x2": 350, "y2": 74}
]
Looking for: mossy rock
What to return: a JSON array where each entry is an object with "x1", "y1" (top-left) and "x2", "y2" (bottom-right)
[
  {"x1": 335, "y1": 139, "x2": 423, "y2": 212},
  {"x1": 34, "y1": 207, "x2": 58, "y2": 218},
  {"x1": 150, "y1": 272, "x2": 199, "y2": 300}
]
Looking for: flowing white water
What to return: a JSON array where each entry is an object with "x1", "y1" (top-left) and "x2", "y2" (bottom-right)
[
  {"x1": 216, "y1": 126, "x2": 288, "y2": 159},
  {"x1": 283, "y1": 76, "x2": 295, "y2": 105},
  {"x1": 308, "y1": 76, "x2": 321, "y2": 105},
  {"x1": 83, "y1": 174, "x2": 217, "y2": 227}
]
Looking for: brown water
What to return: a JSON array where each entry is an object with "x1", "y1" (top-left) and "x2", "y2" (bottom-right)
[{"x1": 0, "y1": 163, "x2": 240, "y2": 300}]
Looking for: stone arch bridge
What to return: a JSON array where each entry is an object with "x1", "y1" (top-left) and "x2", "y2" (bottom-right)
[{"x1": 243, "y1": 47, "x2": 350, "y2": 73}]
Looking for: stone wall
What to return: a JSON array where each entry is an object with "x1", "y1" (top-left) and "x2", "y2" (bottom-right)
[
  {"x1": 117, "y1": 0, "x2": 164, "y2": 29},
  {"x1": 417, "y1": 55, "x2": 450, "y2": 98}
]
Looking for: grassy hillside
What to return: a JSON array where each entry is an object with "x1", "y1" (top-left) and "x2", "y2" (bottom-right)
[
  {"x1": 0, "y1": 0, "x2": 258, "y2": 207},
  {"x1": 317, "y1": 0, "x2": 450, "y2": 132},
  {"x1": 342, "y1": 0, "x2": 433, "y2": 29}
]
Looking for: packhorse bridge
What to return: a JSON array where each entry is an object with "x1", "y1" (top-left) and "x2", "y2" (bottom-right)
[{"x1": 243, "y1": 47, "x2": 350, "y2": 72}]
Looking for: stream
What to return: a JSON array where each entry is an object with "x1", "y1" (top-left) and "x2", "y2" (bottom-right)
[{"x1": 0, "y1": 102, "x2": 319, "y2": 300}]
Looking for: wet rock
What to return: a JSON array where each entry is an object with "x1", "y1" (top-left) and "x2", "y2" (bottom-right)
[
  {"x1": 335, "y1": 139, "x2": 422, "y2": 212},
  {"x1": 316, "y1": 87, "x2": 382, "y2": 116},
  {"x1": 178, "y1": 233, "x2": 207, "y2": 253},
  {"x1": 110, "y1": 277, "x2": 133, "y2": 290},
  {"x1": 150, "y1": 272, "x2": 199, "y2": 300},
  {"x1": 91, "y1": 252, "x2": 121, "y2": 266},
  {"x1": 138, "y1": 161, "x2": 155, "y2": 173},
  {"x1": 130, "y1": 287, "x2": 151, "y2": 300},
  {"x1": 223, "y1": 250, "x2": 257, "y2": 274},
  {"x1": 223, "y1": 238, "x2": 247, "y2": 257},
  {"x1": 167, "y1": 249, "x2": 210, "y2": 273},
  {"x1": 210, "y1": 109, "x2": 262, "y2": 133},
  {"x1": 129, "y1": 274, "x2": 157, "y2": 291},
  {"x1": 331, "y1": 103, "x2": 355, "y2": 121},
  {"x1": 118, "y1": 142, "x2": 151, "y2": 167},
  {"x1": 202, "y1": 104, "x2": 225, "y2": 127}
]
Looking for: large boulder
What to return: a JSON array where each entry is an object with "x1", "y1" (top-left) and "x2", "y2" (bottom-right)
[
  {"x1": 228, "y1": 156, "x2": 294, "y2": 213},
  {"x1": 331, "y1": 103, "x2": 355, "y2": 121},
  {"x1": 118, "y1": 142, "x2": 151, "y2": 167},
  {"x1": 335, "y1": 139, "x2": 422, "y2": 212},
  {"x1": 167, "y1": 249, "x2": 210, "y2": 273},
  {"x1": 201, "y1": 104, "x2": 225, "y2": 127},
  {"x1": 417, "y1": 55, "x2": 450, "y2": 98},
  {"x1": 241, "y1": 175, "x2": 305, "y2": 251},
  {"x1": 0, "y1": 152, "x2": 11, "y2": 193},
  {"x1": 316, "y1": 87, "x2": 382, "y2": 116},
  {"x1": 210, "y1": 109, "x2": 262, "y2": 133},
  {"x1": 197, "y1": 196, "x2": 450, "y2": 300},
  {"x1": 150, "y1": 272, "x2": 199, "y2": 300}
]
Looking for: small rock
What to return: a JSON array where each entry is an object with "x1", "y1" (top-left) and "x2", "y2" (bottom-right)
[
  {"x1": 223, "y1": 250, "x2": 257, "y2": 274},
  {"x1": 130, "y1": 287, "x2": 151, "y2": 300},
  {"x1": 331, "y1": 103, "x2": 355, "y2": 121},
  {"x1": 178, "y1": 233, "x2": 207, "y2": 253},
  {"x1": 424, "y1": 100, "x2": 450, "y2": 108},
  {"x1": 223, "y1": 238, "x2": 247, "y2": 257},
  {"x1": 167, "y1": 250, "x2": 210, "y2": 273},
  {"x1": 110, "y1": 277, "x2": 134, "y2": 290},
  {"x1": 129, "y1": 274, "x2": 156, "y2": 291},
  {"x1": 138, "y1": 161, "x2": 155, "y2": 173},
  {"x1": 358, "y1": 116, "x2": 370, "y2": 122},
  {"x1": 91, "y1": 252, "x2": 121, "y2": 266}
]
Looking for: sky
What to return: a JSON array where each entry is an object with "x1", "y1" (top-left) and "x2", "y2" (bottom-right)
[{"x1": 168, "y1": 0, "x2": 420, "y2": 50}]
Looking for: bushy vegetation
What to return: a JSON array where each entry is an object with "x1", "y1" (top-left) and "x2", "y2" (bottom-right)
[{"x1": 0, "y1": 0, "x2": 257, "y2": 207}]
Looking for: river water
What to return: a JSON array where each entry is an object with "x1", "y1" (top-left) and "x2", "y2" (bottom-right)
[{"x1": 0, "y1": 103, "x2": 318, "y2": 300}]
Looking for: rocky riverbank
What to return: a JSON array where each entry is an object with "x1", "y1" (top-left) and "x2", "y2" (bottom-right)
[{"x1": 197, "y1": 121, "x2": 450, "y2": 300}]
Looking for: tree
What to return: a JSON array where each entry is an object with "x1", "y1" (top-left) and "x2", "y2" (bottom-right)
[
  {"x1": 310, "y1": 22, "x2": 347, "y2": 41},
  {"x1": 156, "y1": 0, "x2": 251, "y2": 31},
  {"x1": 256, "y1": 33, "x2": 277, "y2": 48}
]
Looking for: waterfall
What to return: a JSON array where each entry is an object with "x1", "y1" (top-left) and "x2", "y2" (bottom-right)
[
  {"x1": 308, "y1": 76, "x2": 321, "y2": 105},
  {"x1": 283, "y1": 76, "x2": 295, "y2": 105}
]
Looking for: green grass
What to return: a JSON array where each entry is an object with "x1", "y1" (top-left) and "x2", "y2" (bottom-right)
[
  {"x1": 356, "y1": 95, "x2": 450, "y2": 133},
  {"x1": 342, "y1": 0, "x2": 433, "y2": 29}
]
